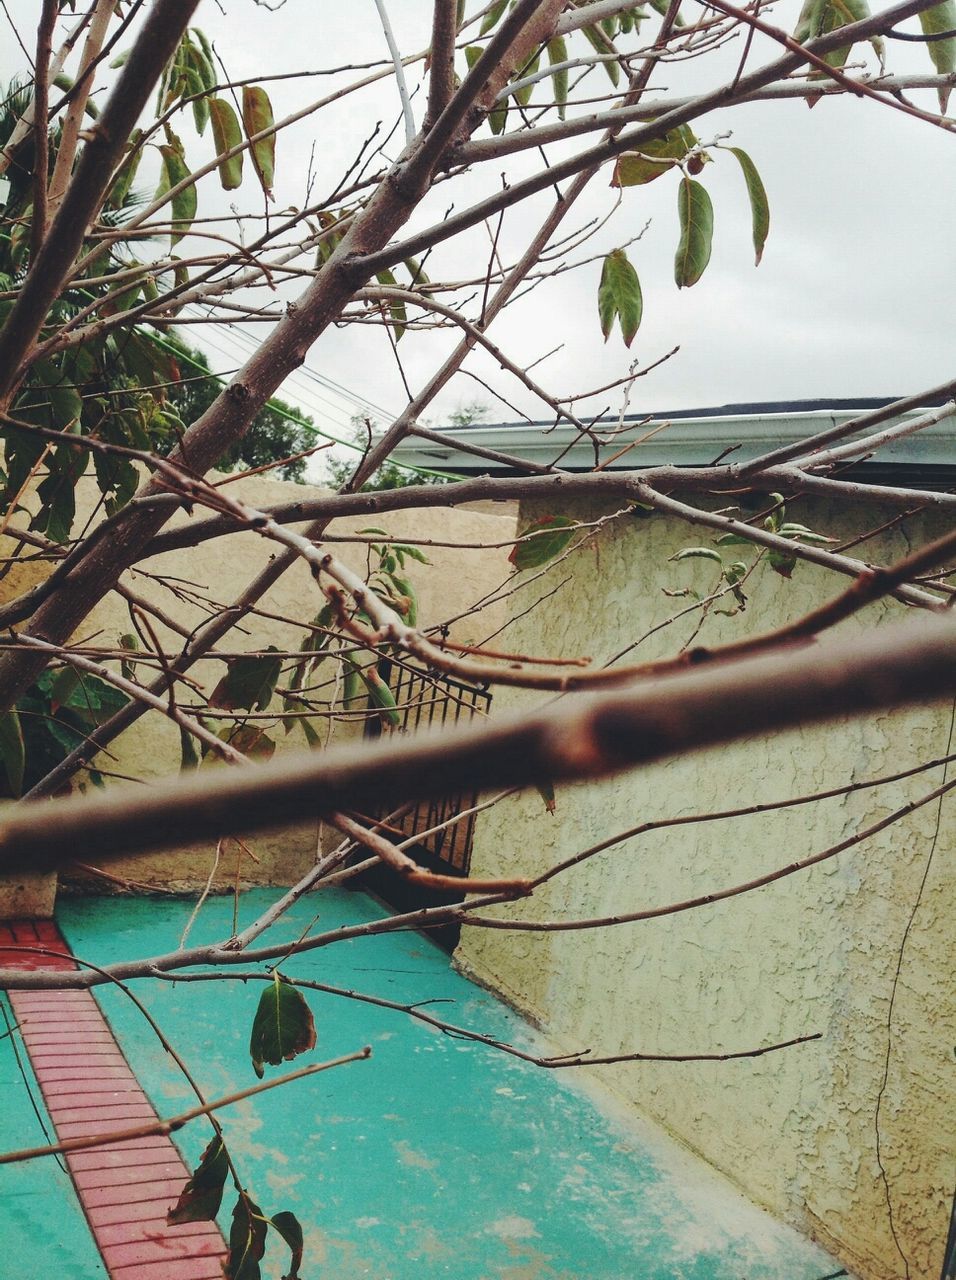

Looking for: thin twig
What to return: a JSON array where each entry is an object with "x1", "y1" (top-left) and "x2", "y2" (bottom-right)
[{"x1": 0, "y1": 1048, "x2": 371, "y2": 1166}]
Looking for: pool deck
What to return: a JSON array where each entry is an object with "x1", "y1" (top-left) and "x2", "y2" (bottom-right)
[{"x1": 1, "y1": 890, "x2": 849, "y2": 1280}]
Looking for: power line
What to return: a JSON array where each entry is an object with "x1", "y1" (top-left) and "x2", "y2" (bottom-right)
[
  {"x1": 145, "y1": 328, "x2": 455, "y2": 481},
  {"x1": 184, "y1": 307, "x2": 398, "y2": 425}
]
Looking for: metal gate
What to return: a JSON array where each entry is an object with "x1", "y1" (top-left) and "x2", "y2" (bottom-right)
[{"x1": 366, "y1": 658, "x2": 491, "y2": 875}]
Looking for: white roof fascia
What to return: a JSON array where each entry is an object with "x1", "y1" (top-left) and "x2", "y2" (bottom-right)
[{"x1": 390, "y1": 406, "x2": 956, "y2": 472}]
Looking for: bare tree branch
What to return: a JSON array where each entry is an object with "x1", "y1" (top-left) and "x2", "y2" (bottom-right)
[
  {"x1": 1, "y1": 613, "x2": 954, "y2": 874},
  {"x1": 425, "y1": 0, "x2": 458, "y2": 128}
]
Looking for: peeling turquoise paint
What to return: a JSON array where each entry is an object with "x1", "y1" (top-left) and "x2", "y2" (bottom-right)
[
  {"x1": 0, "y1": 993, "x2": 108, "y2": 1278},
  {"x1": 58, "y1": 891, "x2": 844, "y2": 1280}
]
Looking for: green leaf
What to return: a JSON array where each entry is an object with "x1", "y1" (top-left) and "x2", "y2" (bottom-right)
[
  {"x1": 167, "y1": 1137, "x2": 229, "y2": 1224},
  {"x1": 674, "y1": 177, "x2": 714, "y2": 288},
  {"x1": 156, "y1": 143, "x2": 197, "y2": 246},
  {"x1": 271, "y1": 1211, "x2": 304, "y2": 1280},
  {"x1": 281, "y1": 694, "x2": 323, "y2": 748},
  {"x1": 299, "y1": 714, "x2": 322, "y2": 749},
  {"x1": 597, "y1": 248, "x2": 642, "y2": 346},
  {"x1": 779, "y1": 522, "x2": 835, "y2": 544},
  {"x1": 714, "y1": 531, "x2": 762, "y2": 546},
  {"x1": 611, "y1": 126, "x2": 696, "y2": 187},
  {"x1": 47, "y1": 382, "x2": 83, "y2": 431},
  {"x1": 509, "y1": 515, "x2": 576, "y2": 571},
  {"x1": 647, "y1": 0, "x2": 683, "y2": 25},
  {"x1": 672, "y1": 546, "x2": 724, "y2": 564},
  {"x1": 249, "y1": 974, "x2": 316, "y2": 1079},
  {"x1": 119, "y1": 632, "x2": 139, "y2": 681},
  {"x1": 182, "y1": 57, "x2": 211, "y2": 136},
  {"x1": 37, "y1": 485, "x2": 76, "y2": 544},
  {"x1": 209, "y1": 97, "x2": 244, "y2": 191},
  {"x1": 488, "y1": 97, "x2": 508, "y2": 133},
  {"x1": 225, "y1": 1195, "x2": 268, "y2": 1280},
  {"x1": 210, "y1": 647, "x2": 282, "y2": 711},
  {"x1": 184, "y1": 34, "x2": 216, "y2": 134},
  {"x1": 390, "y1": 574, "x2": 418, "y2": 626},
  {"x1": 242, "y1": 86, "x2": 276, "y2": 196},
  {"x1": 289, "y1": 611, "x2": 333, "y2": 691},
  {"x1": 512, "y1": 52, "x2": 540, "y2": 107},
  {"x1": 582, "y1": 24, "x2": 620, "y2": 84},
  {"x1": 392, "y1": 543, "x2": 429, "y2": 564},
  {"x1": 403, "y1": 257, "x2": 429, "y2": 289},
  {"x1": 180, "y1": 727, "x2": 200, "y2": 771},
  {"x1": 375, "y1": 268, "x2": 406, "y2": 340},
  {"x1": 342, "y1": 662, "x2": 362, "y2": 707},
  {"x1": 728, "y1": 147, "x2": 769, "y2": 266},
  {"x1": 49, "y1": 666, "x2": 81, "y2": 711},
  {"x1": 796, "y1": 0, "x2": 877, "y2": 70},
  {"x1": 0, "y1": 710, "x2": 25, "y2": 797},
  {"x1": 106, "y1": 130, "x2": 143, "y2": 208},
  {"x1": 360, "y1": 668, "x2": 400, "y2": 727},
  {"x1": 769, "y1": 549, "x2": 797, "y2": 578},
  {"x1": 547, "y1": 37, "x2": 569, "y2": 119},
  {"x1": 193, "y1": 27, "x2": 216, "y2": 70},
  {"x1": 479, "y1": 0, "x2": 508, "y2": 35},
  {"x1": 217, "y1": 724, "x2": 276, "y2": 762},
  {"x1": 920, "y1": 0, "x2": 956, "y2": 109},
  {"x1": 52, "y1": 73, "x2": 99, "y2": 115},
  {"x1": 61, "y1": 673, "x2": 129, "y2": 726}
]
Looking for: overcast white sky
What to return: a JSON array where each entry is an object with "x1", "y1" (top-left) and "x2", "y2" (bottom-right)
[{"x1": 4, "y1": 0, "x2": 955, "y2": 443}]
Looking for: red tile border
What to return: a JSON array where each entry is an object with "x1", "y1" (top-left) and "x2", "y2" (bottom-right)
[
  {"x1": 96, "y1": 1218, "x2": 217, "y2": 1244},
  {"x1": 81, "y1": 1179, "x2": 199, "y2": 1209},
  {"x1": 100, "y1": 1232, "x2": 225, "y2": 1268},
  {"x1": 67, "y1": 1144, "x2": 179, "y2": 1171},
  {"x1": 88, "y1": 1198, "x2": 201, "y2": 1228},
  {"x1": 43, "y1": 1078, "x2": 142, "y2": 1095},
  {"x1": 76, "y1": 1162, "x2": 192, "y2": 1190},
  {"x1": 111, "y1": 1258, "x2": 226, "y2": 1280},
  {"x1": 49, "y1": 1104, "x2": 159, "y2": 1126},
  {"x1": 2, "y1": 918, "x2": 227, "y2": 1278}
]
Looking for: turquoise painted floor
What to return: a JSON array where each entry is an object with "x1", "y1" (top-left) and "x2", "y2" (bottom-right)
[{"x1": 8, "y1": 891, "x2": 844, "y2": 1280}]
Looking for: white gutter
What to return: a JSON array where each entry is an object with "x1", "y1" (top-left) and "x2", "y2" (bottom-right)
[{"x1": 389, "y1": 405, "x2": 956, "y2": 472}]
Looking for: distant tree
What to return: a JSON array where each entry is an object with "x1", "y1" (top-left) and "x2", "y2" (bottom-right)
[
  {"x1": 447, "y1": 400, "x2": 489, "y2": 429},
  {"x1": 324, "y1": 413, "x2": 454, "y2": 491}
]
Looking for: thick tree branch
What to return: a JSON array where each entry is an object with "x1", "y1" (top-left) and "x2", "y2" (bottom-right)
[
  {"x1": 28, "y1": 0, "x2": 58, "y2": 264},
  {"x1": 140, "y1": 464, "x2": 956, "y2": 574},
  {"x1": 424, "y1": 0, "x2": 458, "y2": 129},
  {"x1": 453, "y1": 73, "x2": 956, "y2": 164},
  {"x1": 1, "y1": 613, "x2": 954, "y2": 874},
  {"x1": 45, "y1": 0, "x2": 116, "y2": 218},
  {"x1": 358, "y1": 0, "x2": 949, "y2": 275}
]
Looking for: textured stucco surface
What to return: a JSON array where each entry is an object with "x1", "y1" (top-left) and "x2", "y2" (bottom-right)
[
  {"x1": 457, "y1": 494, "x2": 955, "y2": 1280},
  {"x1": 0, "y1": 870, "x2": 57, "y2": 917},
  {"x1": 0, "y1": 472, "x2": 515, "y2": 893}
]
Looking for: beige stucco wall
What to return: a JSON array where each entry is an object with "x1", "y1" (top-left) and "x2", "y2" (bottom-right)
[
  {"x1": 0, "y1": 471, "x2": 516, "y2": 897},
  {"x1": 456, "y1": 493, "x2": 955, "y2": 1280}
]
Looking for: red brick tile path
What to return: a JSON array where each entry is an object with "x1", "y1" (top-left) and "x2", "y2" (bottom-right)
[{"x1": 1, "y1": 919, "x2": 227, "y2": 1279}]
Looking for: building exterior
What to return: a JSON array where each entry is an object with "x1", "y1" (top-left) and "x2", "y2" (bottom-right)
[{"x1": 393, "y1": 401, "x2": 956, "y2": 1280}]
